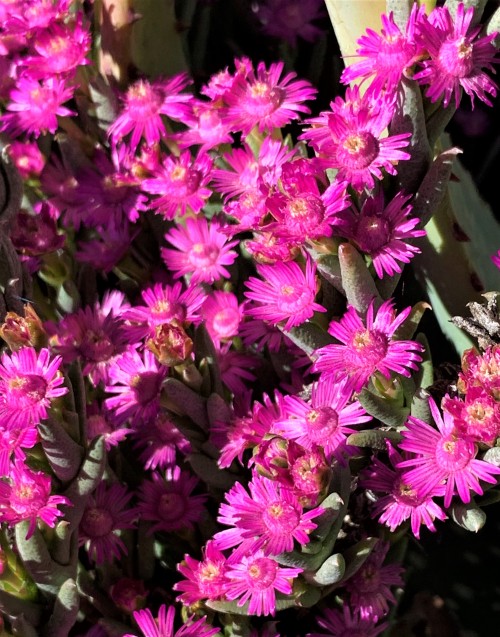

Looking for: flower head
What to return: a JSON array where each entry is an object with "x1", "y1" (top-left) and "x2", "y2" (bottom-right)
[
  {"x1": 175, "y1": 540, "x2": 229, "y2": 604},
  {"x1": 124, "y1": 604, "x2": 219, "y2": 637},
  {"x1": 313, "y1": 299, "x2": 423, "y2": 393},
  {"x1": 225, "y1": 551, "x2": 302, "y2": 616},
  {"x1": 244, "y1": 257, "x2": 325, "y2": 331},
  {"x1": 398, "y1": 396, "x2": 500, "y2": 507},
  {"x1": 414, "y1": 4, "x2": 499, "y2": 108},
  {"x1": 79, "y1": 482, "x2": 137, "y2": 564},
  {"x1": 162, "y1": 216, "x2": 238, "y2": 285},
  {"x1": 310, "y1": 605, "x2": 387, "y2": 637}
]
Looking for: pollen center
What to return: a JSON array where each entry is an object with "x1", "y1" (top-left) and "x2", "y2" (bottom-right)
[
  {"x1": 337, "y1": 131, "x2": 380, "y2": 169},
  {"x1": 246, "y1": 557, "x2": 278, "y2": 590}
]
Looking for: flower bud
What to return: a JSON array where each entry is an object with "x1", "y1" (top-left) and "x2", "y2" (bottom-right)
[
  {"x1": 146, "y1": 322, "x2": 193, "y2": 366},
  {"x1": 110, "y1": 577, "x2": 147, "y2": 614},
  {"x1": 0, "y1": 305, "x2": 47, "y2": 350}
]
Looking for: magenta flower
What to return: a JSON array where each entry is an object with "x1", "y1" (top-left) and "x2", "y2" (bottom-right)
[
  {"x1": 337, "y1": 190, "x2": 426, "y2": 278},
  {"x1": 313, "y1": 299, "x2": 423, "y2": 393},
  {"x1": 341, "y1": 6, "x2": 423, "y2": 97},
  {"x1": 492, "y1": 249, "x2": 500, "y2": 269},
  {"x1": 175, "y1": 540, "x2": 229, "y2": 604},
  {"x1": 362, "y1": 444, "x2": 447, "y2": 538},
  {"x1": 108, "y1": 75, "x2": 193, "y2": 150},
  {"x1": 225, "y1": 551, "x2": 302, "y2": 616},
  {"x1": 443, "y1": 388, "x2": 500, "y2": 445},
  {"x1": 104, "y1": 349, "x2": 167, "y2": 427},
  {"x1": 398, "y1": 397, "x2": 500, "y2": 508},
  {"x1": 0, "y1": 462, "x2": 70, "y2": 539},
  {"x1": 0, "y1": 75, "x2": 75, "y2": 138},
  {"x1": 459, "y1": 345, "x2": 500, "y2": 398},
  {"x1": 414, "y1": 3, "x2": 499, "y2": 108},
  {"x1": 124, "y1": 604, "x2": 219, "y2": 637},
  {"x1": 301, "y1": 87, "x2": 411, "y2": 190},
  {"x1": 203, "y1": 291, "x2": 244, "y2": 348},
  {"x1": 79, "y1": 482, "x2": 137, "y2": 564},
  {"x1": 0, "y1": 420, "x2": 38, "y2": 476},
  {"x1": 224, "y1": 59, "x2": 317, "y2": 135},
  {"x1": 213, "y1": 471, "x2": 323, "y2": 557},
  {"x1": 244, "y1": 257, "x2": 326, "y2": 331},
  {"x1": 346, "y1": 541, "x2": 403, "y2": 622},
  {"x1": 310, "y1": 605, "x2": 387, "y2": 637},
  {"x1": 276, "y1": 376, "x2": 371, "y2": 461},
  {"x1": 142, "y1": 150, "x2": 213, "y2": 219},
  {"x1": 133, "y1": 412, "x2": 191, "y2": 471},
  {"x1": 137, "y1": 467, "x2": 206, "y2": 534},
  {"x1": 0, "y1": 347, "x2": 67, "y2": 428},
  {"x1": 255, "y1": 0, "x2": 326, "y2": 48},
  {"x1": 162, "y1": 216, "x2": 238, "y2": 285}
]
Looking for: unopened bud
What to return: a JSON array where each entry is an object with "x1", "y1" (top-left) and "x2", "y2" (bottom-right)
[
  {"x1": 146, "y1": 322, "x2": 193, "y2": 366},
  {"x1": 110, "y1": 577, "x2": 147, "y2": 614},
  {"x1": 0, "y1": 305, "x2": 47, "y2": 350}
]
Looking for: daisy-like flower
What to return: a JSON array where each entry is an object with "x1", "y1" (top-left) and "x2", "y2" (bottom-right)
[
  {"x1": 175, "y1": 540, "x2": 229, "y2": 604},
  {"x1": 244, "y1": 257, "x2": 325, "y2": 331},
  {"x1": 0, "y1": 419, "x2": 38, "y2": 476},
  {"x1": 225, "y1": 551, "x2": 302, "y2": 616},
  {"x1": 23, "y1": 16, "x2": 91, "y2": 78},
  {"x1": 443, "y1": 388, "x2": 500, "y2": 445},
  {"x1": 346, "y1": 541, "x2": 404, "y2": 622},
  {"x1": 213, "y1": 471, "x2": 324, "y2": 557},
  {"x1": 276, "y1": 376, "x2": 371, "y2": 461},
  {"x1": 0, "y1": 347, "x2": 67, "y2": 428},
  {"x1": 310, "y1": 605, "x2": 387, "y2": 637},
  {"x1": 341, "y1": 6, "x2": 424, "y2": 97},
  {"x1": 362, "y1": 444, "x2": 447, "y2": 538},
  {"x1": 224, "y1": 58, "x2": 317, "y2": 135},
  {"x1": 104, "y1": 349, "x2": 168, "y2": 427},
  {"x1": 255, "y1": 0, "x2": 325, "y2": 48},
  {"x1": 108, "y1": 75, "x2": 193, "y2": 151},
  {"x1": 86, "y1": 403, "x2": 129, "y2": 450},
  {"x1": 337, "y1": 190, "x2": 426, "y2": 278},
  {"x1": 203, "y1": 291, "x2": 245, "y2": 348},
  {"x1": 137, "y1": 467, "x2": 207, "y2": 534},
  {"x1": 301, "y1": 87, "x2": 411, "y2": 190},
  {"x1": 141, "y1": 150, "x2": 213, "y2": 219},
  {"x1": 162, "y1": 216, "x2": 238, "y2": 285},
  {"x1": 218, "y1": 346, "x2": 259, "y2": 396},
  {"x1": 458, "y1": 345, "x2": 500, "y2": 398},
  {"x1": 0, "y1": 75, "x2": 75, "y2": 138},
  {"x1": 0, "y1": 462, "x2": 70, "y2": 539},
  {"x1": 133, "y1": 412, "x2": 191, "y2": 471},
  {"x1": 414, "y1": 3, "x2": 499, "y2": 108},
  {"x1": 124, "y1": 604, "x2": 219, "y2": 637},
  {"x1": 79, "y1": 482, "x2": 137, "y2": 564},
  {"x1": 398, "y1": 397, "x2": 500, "y2": 508},
  {"x1": 176, "y1": 99, "x2": 233, "y2": 152},
  {"x1": 313, "y1": 298, "x2": 423, "y2": 393}
]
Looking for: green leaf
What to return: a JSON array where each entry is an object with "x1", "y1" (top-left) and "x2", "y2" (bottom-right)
[
  {"x1": 38, "y1": 417, "x2": 84, "y2": 483},
  {"x1": 337, "y1": 537, "x2": 379, "y2": 584},
  {"x1": 450, "y1": 501, "x2": 486, "y2": 533},
  {"x1": 358, "y1": 388, "x2": 409, "y2": 428},
  {"x1": 280, "y1": 322, "x2": 334, "y2": 357},
  {"x1": 43, "y1": 578, "x2": 79, "y2": 637},
  {"x1": 162, "y1": 378, "x2": 208, "y2": 430},
  {"x1": 347, "y1": 429, "x2": 403, "y2": 450},
  {"x1": 187, "y1": 453, "x2": 236, "y2": 490},
  {"x1": 309, "y1": 553, "x2": 345, "y2": 586},
  {"x1": 338, "y1": 243, "x2": 382, "y2": 315}
]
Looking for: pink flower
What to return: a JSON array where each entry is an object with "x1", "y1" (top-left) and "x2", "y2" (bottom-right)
[
  {"x1": 224, "y1": 59, "x2": 317, "y2": 135},
  {"x1": 175, "y1": 540, "x2": 229, "y2": 604},
  {"x1": 213, "y1": 471, "x2": 323, "y2": 557},
  {"x1": 443, "y1": 388, "x2": 500, "y2": 445},
  {"x1": 244, "y1": 257, "x2": 326, "y2": 331},
  {"x1": 225, "y1": 551, "x2": 302, "y2": 616},
  {"x1": 276, "y1": 376, "x2": 371, "y2": 461},
  {"x1": 346, "y1": 541, "x2": 403, "y2": 622},
  {"x1": 0, "y1": 420, "x2": 38, "y2": 476},
  {"x1": 492, "y1": 249, "x2": 500, "y2": 269},
  {"x1": 104, "y1": 349, "x2": 168, "y2": 427},
  {"x1": 123, "y1": 282, "x2": 206, "y2": 341},
  {"x1": 176, "y1": 100, "x2": 233, "y2": 152},
  {"x1": 414, "y1": 4, "x2": 499, "y2": 108},
  {"x1": 6, "y1": 141, "x2": 45, "y2": 179},
  {"x1": 341, "y1": 6, "x2": 424, "y2": 97},
  {"x1": 162, "y1": 216, "x2": 238, "y2": 285},
  {"x1": 0, "y1": 75, "x2": 75, "y2": 138},
  {"x1": 124, "y1": 604, "x2": 219, "y2": 637},
  {"x1": 142, "y1": 150, "x2": 213, "y2": 219},
  {"x1": 218, "y1": 347, "x2": 258, "y2": 395},
  {"x1": 337, "y1": 190, "x2": 426, "y2": 278},
  {"x1": 108, "y1": 75, "x2": 192, "y2": 151},
  {"x1": 133, "y1": 412, "x2": 191, "y2": 471},
  {"x1": 398, "y1": 397, "x2": 500, "y2": 508},
  {"x1": 79, "y1": 482, "x2": 137, "y2": 564},
  {"x1": 362, "y1": 444, "x2": 446, "y2": 538},
  {"x1": 203, "y1": 291, "x2": 245, "y2": 348},
  {"x1": 459, "y1": 345, "x2": 500, "y2": 398},
  {"x1": 137, "y1": 467, "x2": 206, "y2": 534},
  {"x1": 310, "y1": 605, "x2": 387, "y2": 637},
  {"x1": 0, "y1": 347, "x2": 67, "y2": 428},
  {"x1": 0, "y1": 462, "x2": 70, "y2": 539},
  {"x1": 313, "y1": 299, "x2": 423, "y2": 393},
  {"x1": 255, "y1": 0, "x2": 326, "y2": 48},
  {"x1": 301, "y1": 87, "x2": 411, "y2": 190}
]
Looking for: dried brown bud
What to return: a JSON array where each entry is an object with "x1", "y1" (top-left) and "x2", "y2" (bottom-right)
[
  {"x1": 0, "y1": 304, "x2": 47, "y2": 350},
  {"x1": 146, "y1": 322, "x2": 193, "y2": 366}
]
